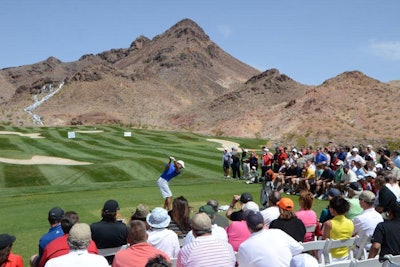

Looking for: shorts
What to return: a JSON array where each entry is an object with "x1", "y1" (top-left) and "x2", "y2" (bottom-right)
[{"x1": 157, "y1": 177, "x2": 172, "y2": 198}]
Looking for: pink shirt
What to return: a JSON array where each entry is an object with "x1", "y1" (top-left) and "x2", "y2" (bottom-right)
[
  {"x1": 295, "y1": 209, "x2": 318, "y2": 242},
  {"x1": 226, "y1": 220, "x2": 251, "y2": 251},
  {"x1": 112, "y1": 243, "x2": 170, "y2": 267}
]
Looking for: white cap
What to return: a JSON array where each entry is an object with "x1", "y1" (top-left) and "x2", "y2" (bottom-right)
[
  {"x1": 176, "y1": 160, "x2": 185, "y2": 169},
  {"x1": 352, "y1": 147, "x2": 359, "y2": 152}
]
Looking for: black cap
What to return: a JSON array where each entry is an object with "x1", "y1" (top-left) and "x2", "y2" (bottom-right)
[
  {"x1": 0, "y1": 234, "x2": 16, "y2": 249},
  {"x1": 103, "y1": 200, "x2": 119, "y2": 213},
  {"x1": 48, "y1": 207, "x2": 64, "y2": 221},
  {"x1": 240, "y1": 192, "x2": 253, "y2": 203},
  {"x1": 349, "y1": 182, "x2": 362, "y2": 191}
]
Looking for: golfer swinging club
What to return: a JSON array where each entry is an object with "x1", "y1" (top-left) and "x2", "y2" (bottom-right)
[{"x1": 157, "y1": 156, "x2": 185, "y2": 210}]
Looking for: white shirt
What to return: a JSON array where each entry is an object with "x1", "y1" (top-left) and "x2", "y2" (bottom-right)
[
  {"x1": 177, "y1": 235, "x2": 235, "y2": 267},
  {"x1": 44, "y1": 249, "x2": 109, "y2": 267},
  {"x1": 260, "y1": 206, "x2": 280, "y2": 227},
  {"x1": 147, "y1": 228, "x2": 180, "y2": 258},
  {"x1": 183, "y1": 224, "x2": 228, "y2": 246},
  {"x1": 342, "y1": 169, "x2": 357, "y2": 184},
  {"x1": 352, "y1": 207, "x2": 383, "y2": 250},
  {"x1": 237, "y1": 229, "x2": 303, "y2": 267}
]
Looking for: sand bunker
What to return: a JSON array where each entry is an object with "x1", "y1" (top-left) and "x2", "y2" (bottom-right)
[
  {"x1": 0, "y1": 155, "x2": 92, "y2": 165},
  {"x1": 0, "y1": 131, "x2": 44, "y2": 139},
  {"x1": 206, "y1": 139, "x2": 241, "y2": 151},
  {"x1": 74, "y1": 130, "x2": 104, "y2": 133}
]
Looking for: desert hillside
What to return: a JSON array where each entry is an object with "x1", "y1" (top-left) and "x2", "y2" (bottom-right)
[{"x1": 0, "y1": 18, "x2": 399, "y2": 146}]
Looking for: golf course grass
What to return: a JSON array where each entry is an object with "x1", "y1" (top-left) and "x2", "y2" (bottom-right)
[{"x1": 0, "y1": 125, "x2": 327, "y2": 263}]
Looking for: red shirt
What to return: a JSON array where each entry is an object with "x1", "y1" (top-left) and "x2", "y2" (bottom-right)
[
  {"x1": 112, "y1": 243, "x2": 170, "y2": 267},
  {"x1": 39, "y1": 234, "x2": 98, "y2": 267},
  {"x1": 1, "y1": 252, "x2": 24, "y2": 267}
]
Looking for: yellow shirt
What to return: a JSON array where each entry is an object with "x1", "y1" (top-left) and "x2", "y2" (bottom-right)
[
  {"x1": 305, "y1": 167, "x2": 315, "y2": 179},
  {"x1": 330, "y1": 214, "x2": 354, "y2": 258}
]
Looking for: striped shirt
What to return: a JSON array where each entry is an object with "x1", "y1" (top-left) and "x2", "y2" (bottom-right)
[{"x1": 177, "y1": 235, "x2": 235, "y2": 267}]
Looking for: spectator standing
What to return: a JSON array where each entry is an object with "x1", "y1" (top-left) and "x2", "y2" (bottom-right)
[
  {"x1": 157, "y1": 156, "x2": 185, "y2": 210},
  {"x1": 222, "y1": 148, "x2": 232, "y2": 178},
  {"x1": 177, "y1": 213, "x2": 235, "y2": 267},
  {"x1": 249, "y1": 150, "x2": 259, "y2": 172},
  {"x1": 44, "y1": 223, "x2": 109, "y2": 267},
  {"x1": 231, "y1": 146, "x2": 241, "y2": 179},
  {"x1": 30, "y1": 207, "x2": 64, "y2": 267},
  {"x1": 237, "y1": 210, "x2": 303, "y2": 267},
  {"x1": 146, "y1": 208, "x2": 180, "y2": 259},
  {"x1": 90, "y1": 200, "x2": 127, "y2": 264},
  {"x1": 261, "y1": 148, "x2": 273, "y2": 178},
  {"x1": 0, "y1": 234, "x2": 24, "y2": 267},
  {"x1": 112, "y1": 220, "x2": 171, "y2": 267}
]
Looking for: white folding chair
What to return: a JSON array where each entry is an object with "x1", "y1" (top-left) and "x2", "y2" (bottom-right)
[
  {"x1": 300, "y1": 239, "x2": 329, "y2": 265},
  {"x1": 382, "y1": 254, "x2": 400, "y2": 267},
  {"x1": 324, "y1": 259, "x2": 356, "y2": 267},
  {"x1": 324, "y1": 236, "x2": 359, "y2": 264},
  {"x1": 170, "y1": 258, "x2": 177, "y2": 267},
  {"x1": 98, "y1": 244, "x2": 128, "y2": 257},
  {"x1": 354, "y1": 234, "x2": 371, "y2": 260},
  {"x1": 305, "y1": 224, "x2": 318, "y2": 241},
  {"x1": 354, "y1": 257, "x2": 383, "y2": 267}
]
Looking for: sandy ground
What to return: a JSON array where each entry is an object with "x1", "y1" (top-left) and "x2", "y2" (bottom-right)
[
  {"x1": 0, "y1": 155, "x2": 92, "y2": 165},
  {"x1": 0, "y1": 131, "x2": 44, "y2": 139},
  {"x1": 0, "y1": 130, "x2": 95, "y2": 165},
  {"x1": 74, "y1": 130, "x2": 104, "y2": 133},
  {"x1": 206, "y1": 139, "x2": 241, "y2": 151}
]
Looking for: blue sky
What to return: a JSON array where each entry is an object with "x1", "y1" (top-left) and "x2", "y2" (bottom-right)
[{"x1": 1, "y1": 0, "x2": 399, "y2": 85}]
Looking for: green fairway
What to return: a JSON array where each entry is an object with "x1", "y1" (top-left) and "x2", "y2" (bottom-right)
[{"x1": 0, "y1": 126, "x2": 327, "y2": 263}]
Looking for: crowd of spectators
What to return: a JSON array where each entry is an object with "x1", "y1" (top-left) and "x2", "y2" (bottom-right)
[{"x1": 2, "y1": 144, "x2": 400, "y2": 266}]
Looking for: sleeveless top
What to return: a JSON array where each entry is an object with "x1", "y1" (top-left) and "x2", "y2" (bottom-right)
[{"x1": 330, "y1": 215, "x2": 354, "y2": 258}]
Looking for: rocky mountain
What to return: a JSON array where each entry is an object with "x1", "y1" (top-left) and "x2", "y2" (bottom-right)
[{"x1": 0, "y1": 18, "x2": 399, "y2": 146}]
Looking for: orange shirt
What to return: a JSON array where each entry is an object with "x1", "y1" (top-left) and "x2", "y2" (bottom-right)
[{"x1": 1, "y1": 252, "x2": 24, "y2": 267}]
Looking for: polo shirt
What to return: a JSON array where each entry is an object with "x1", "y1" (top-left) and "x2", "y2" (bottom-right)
[
  {"x1": 112, "y1": 243, "x2": 170, "y2": 267},
  {"x1": 177, "y1": 235, "x2": 235, "y2": 267},
  {"x1": 38, "y1": 224, "x2": 64, "y2": 257},
  {"x1": 353, "y1": 208, "x2": 383, "y2": 251},
  {"x1": 371, "y1": 218, "x2": 400, "y2": 258},
  {"x1": 226, "y1": 220, "x2": 251, "y2": 251}
]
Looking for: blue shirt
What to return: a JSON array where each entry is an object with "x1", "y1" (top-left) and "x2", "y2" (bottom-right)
[
  {"x1": 38, "y1": 224, "x2": 64, "y2": 256},
  {"x1": 160, "y1": 163, "x2": 181, "y2": 182}
]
